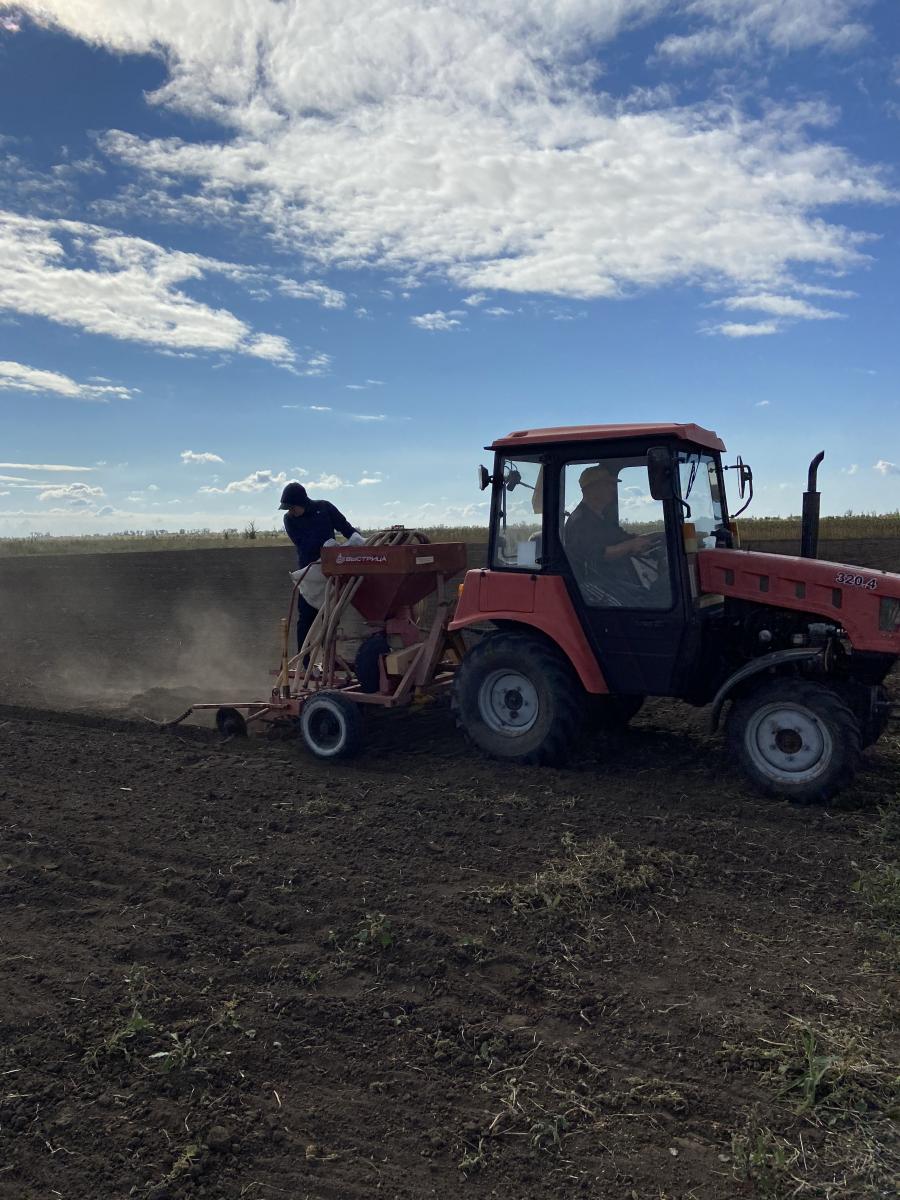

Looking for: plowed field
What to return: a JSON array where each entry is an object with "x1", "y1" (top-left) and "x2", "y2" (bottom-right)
[{"x1": 1, "y1": 543, "x2": 897, "y2": 1199}]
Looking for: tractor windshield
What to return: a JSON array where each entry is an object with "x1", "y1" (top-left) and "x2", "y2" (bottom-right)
[
  {"x1": 677, "y1": 452, "x2": 725, "y2": 548},
  {"x1": 493, "y1": 457, "x2": 544, "y2": 569}
]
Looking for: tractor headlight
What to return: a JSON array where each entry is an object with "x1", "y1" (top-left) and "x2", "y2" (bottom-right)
[{"x1": 879, "y1": 597, "x2": 900, "y2": 633}]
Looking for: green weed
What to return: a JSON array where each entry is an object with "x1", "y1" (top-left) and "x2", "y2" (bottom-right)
[{"x1": 355, "y1": 912, "x2": 395, "y2": 951}]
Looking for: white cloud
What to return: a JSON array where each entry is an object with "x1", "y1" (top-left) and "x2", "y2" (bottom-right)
[
  {"x1": 709, "y1": 321, "x2": 781, "y2": 337},
  {"x1": 306, "y1": 473, "x2": 348, "y2": 490},
  {"x1": 722, "y1": 293, "x2": 842, "y2": 320},
  {"x1": 0, "y1": 474, "x2": 57, "y2": 486},
  {"x1": 13, "y1": 1, "x2": 890, "y2": 321},
  {"x1": 755, "y1": 399, "x2": 771, "y2": 407},
  {"x1": 411, "y1": 311, "x2": 463, "y2": 331},
  {"x1": 276, "y1": 278, "x2": 346, "y2": 308},
  {"x1": 0, "y1": 211, "x2": 295, "y2": 363},
  {"x1": 301, "y1": 351, "x2": 332, "y2": 376},
  {"x1": 463, "y1": 293, "x2": 486, "y2": 307},
  {"x1": 873, "y1": 460, "x2": 899, "y2": 476},
  {"x1": 0, "y1": 359, "x2": 136, "y2": 401},
  {"x1": 0, "y1": 460, "x2": 96, "y2": 471},
  {"x1": 181, "y1": 449, "x2": 224, "y2": 464},
  {"x1": 357, "y1": 476, "x2": 382, "y2": 485},
  {"x1": 841, "y1": 463, "x2": 859, "y2": 475},
  {"x1": 349, "y1": 412, "x2": 387, "y2": 422},
  {"x1": 485, "y1": 306, "x2": 514, "y2": 317},
  {"x1": 199, "y1": 469, "x2": 287, "y2": 494},
  {"x1": 656, "y1": 1, "x2": 870, "y2": 62},
  {"x1": 38, "y1": 482, "x2": 105, "y2": 504}
]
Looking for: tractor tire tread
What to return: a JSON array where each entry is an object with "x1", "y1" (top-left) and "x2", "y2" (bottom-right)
[
  {"x1": 726, "y1": 678, "x2": 861, "y2": 804},
  {"x1": 300, "y1": 691, "x2": 364, "y2": 761},
  {"x1": 451, "y1": 630, "x2": 582, "y2": 767}
]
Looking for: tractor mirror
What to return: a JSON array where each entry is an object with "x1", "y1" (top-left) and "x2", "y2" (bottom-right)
[
  {"x1": 477, "y1": 465, "x2": 491, "y2": 491},
  {"x1": 647, "y1": 446, "x2": 675, "y2": 500},
  {"x1": 505, "y1": 468, "x2": 522, "y2": 491},
  {"x1": 738, "y1": 456, "x2": 753, "y2": 499}
]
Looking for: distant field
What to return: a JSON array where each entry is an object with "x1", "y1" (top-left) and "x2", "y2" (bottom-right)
[{"x1": 0, "y1": 512, "x2": 898, "y2": 557}]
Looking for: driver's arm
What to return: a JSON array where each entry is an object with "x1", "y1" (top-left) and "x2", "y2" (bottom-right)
[{"x1": 605, "y1": 533, "x2": 660, "y2": 560}]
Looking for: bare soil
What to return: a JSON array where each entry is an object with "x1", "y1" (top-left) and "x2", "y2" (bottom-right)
[{"x1": 0, "y1": 543, "x2": 897, "y2": 1199}]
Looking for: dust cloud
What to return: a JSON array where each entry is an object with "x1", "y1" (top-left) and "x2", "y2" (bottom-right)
[{"x1": 0, "y1": 546, "x2": 293, "y2": 722}]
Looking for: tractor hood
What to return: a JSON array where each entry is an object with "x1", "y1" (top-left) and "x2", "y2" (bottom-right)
[{"x1": 698, "y1": 548, "x2": 900, "y2": 654}]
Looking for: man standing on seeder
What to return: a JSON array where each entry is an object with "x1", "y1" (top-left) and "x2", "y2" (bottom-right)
[{"x1": 279, "y1": 481, "x2": 364, "y2": 656}]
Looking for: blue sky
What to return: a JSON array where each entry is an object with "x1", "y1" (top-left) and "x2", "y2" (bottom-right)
[{"x1": 0, "y1": 1, "x2": 898, "y2": 536}]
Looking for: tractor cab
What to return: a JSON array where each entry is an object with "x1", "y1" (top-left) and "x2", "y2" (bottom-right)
[
  {"x1": 450, "y1": 422, "x2": 899, "y2": 803},
  {"x1": 470, "y1": 423, "x2": 732, "y2": 698}
]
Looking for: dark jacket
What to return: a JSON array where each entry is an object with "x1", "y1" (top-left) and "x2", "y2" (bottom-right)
[
  {"x1": 284, "y1": 500, "x2": 358, "y2": 568},
  {"x1": 563, "y1": 502, "x2": 629, "y2": 582}
]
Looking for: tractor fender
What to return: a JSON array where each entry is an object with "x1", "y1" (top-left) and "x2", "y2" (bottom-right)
[
  {"x1": 450, "y1": 570, "x2": 609, "y2": 694},
  {"x1": 451, "y1": 612, "x2": 608, "y2": 693},
  {"x1": 710, "y1": 647, "x2": 825, "y2": 731}
]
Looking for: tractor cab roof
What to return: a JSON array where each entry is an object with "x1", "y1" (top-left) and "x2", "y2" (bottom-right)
[{"x1": 489, "y1": 423, "x2": 726, "y2": 453}]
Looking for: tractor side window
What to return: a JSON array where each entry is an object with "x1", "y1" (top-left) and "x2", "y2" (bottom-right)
[
  {"x1": 492, "y1": 457, "x2": 544, "y2": 570},
  {"x1": 560, "y1": 459, "x2": 672, "y2": 609},
  {"x1": 678, "y1": 453, "x2": 724, "y2": 548}
]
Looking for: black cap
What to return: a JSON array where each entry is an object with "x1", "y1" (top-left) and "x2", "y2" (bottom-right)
[{"x1": 279, "y1": 481, "x2": 309, "y2": 509}]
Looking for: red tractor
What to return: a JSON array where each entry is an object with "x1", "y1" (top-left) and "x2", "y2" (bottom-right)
[{"x1": 450, "y1": 423, "x2": 899, "y2": 802}]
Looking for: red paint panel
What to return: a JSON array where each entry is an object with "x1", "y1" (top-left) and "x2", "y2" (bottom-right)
[
  {"x1": 481, "y1": 572, "x2": 535, "y2": 613},
  {"x1": 451, "y1": 571, "x2": 608, "y2": 693},
  {"x1": 321, "y1": 541, "x2": 468, "y2": 622},
  {"x1": 490, "y1": 422, "x2": 725, "y2": 452},
  {"x1": 698, "y1": 549, "x2": 900, "y2": 654}
]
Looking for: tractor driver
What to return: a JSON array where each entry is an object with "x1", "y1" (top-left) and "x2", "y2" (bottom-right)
[
  {"x1": 564, "y1": 465, "x2": 662, "y2": 603},
  {"x1": 279, "y1": 482, "x2": 362, "y2": 654}
]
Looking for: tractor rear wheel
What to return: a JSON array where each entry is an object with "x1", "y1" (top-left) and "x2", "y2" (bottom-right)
[
  {"x1": 727, "y1": 679, "x2": 861, "y2": 803},
  {"x1": 300, "y1": 692, "x2": 363, "y2": 761},
  {"x1": 452, "y1": 631, "x2": 582, "y2": 766}
]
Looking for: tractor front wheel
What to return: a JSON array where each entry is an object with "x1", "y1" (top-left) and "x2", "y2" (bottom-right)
[
  {"x1": 727, "y1": 679, "x2": 861, "y2": 803},
  {"x1": 452, "y1": 632, "x2": 582, "y2": 766}
]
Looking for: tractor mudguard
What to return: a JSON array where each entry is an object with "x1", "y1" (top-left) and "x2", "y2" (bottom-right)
[
  {"x1": 709, "y1": 647, "x2": 824, "y2": 731},
  {"x1": 450, "y1": 570, "x2": 608, "y2": 694}
]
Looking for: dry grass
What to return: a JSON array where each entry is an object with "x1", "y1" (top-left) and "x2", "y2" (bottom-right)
[
  {"x1": 726, "y1": 1015, "x2": 899, "y2": 1198},
  {"x1": 473, "y1": 832, "x2": 694, "y2": 917},
  {"x1": 724, "y1": 784, "x2": 900, "y2": 1199}
]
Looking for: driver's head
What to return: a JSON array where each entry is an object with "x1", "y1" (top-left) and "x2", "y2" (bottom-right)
[{"x1": 579, "y1": 464, "x2": 618, "y2": 510}]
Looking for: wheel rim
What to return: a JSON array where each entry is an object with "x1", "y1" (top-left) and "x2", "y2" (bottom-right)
[
  {"x1": 478, "y1": 669, "x2": 539, "y2": 736},
  {"x1": 304, "y1": 703, "x2": 346, "y2": 753},
  {"x1": 744, "y1": 702, "x2": 833, "y2": 782}
]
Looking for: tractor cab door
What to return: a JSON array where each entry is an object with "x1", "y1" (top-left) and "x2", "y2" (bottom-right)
[{"x1": 557, "y1": 453, "x2": 688, "y2": 695}]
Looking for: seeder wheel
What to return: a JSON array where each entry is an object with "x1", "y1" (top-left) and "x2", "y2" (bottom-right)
[
  {"x1": 300, "y1": 692, "x2": 363, "y2": 760},
  {"x1": 215, "y1": 707, "x2": 248, "y2": 738}
]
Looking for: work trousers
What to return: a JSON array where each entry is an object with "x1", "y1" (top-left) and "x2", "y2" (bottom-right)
[{"x1": 297, "y1": 594, "x2": 319, "y2": 658}]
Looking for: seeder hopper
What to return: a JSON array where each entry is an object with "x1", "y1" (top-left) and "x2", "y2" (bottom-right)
[{"x1": 167, "y1": 529, "x2": 468, "y2": 759}]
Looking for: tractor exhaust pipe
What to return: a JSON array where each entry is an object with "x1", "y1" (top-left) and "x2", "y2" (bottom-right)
[{"x1": 800, "y1": 451, "x2": 825, "y2": 559}]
